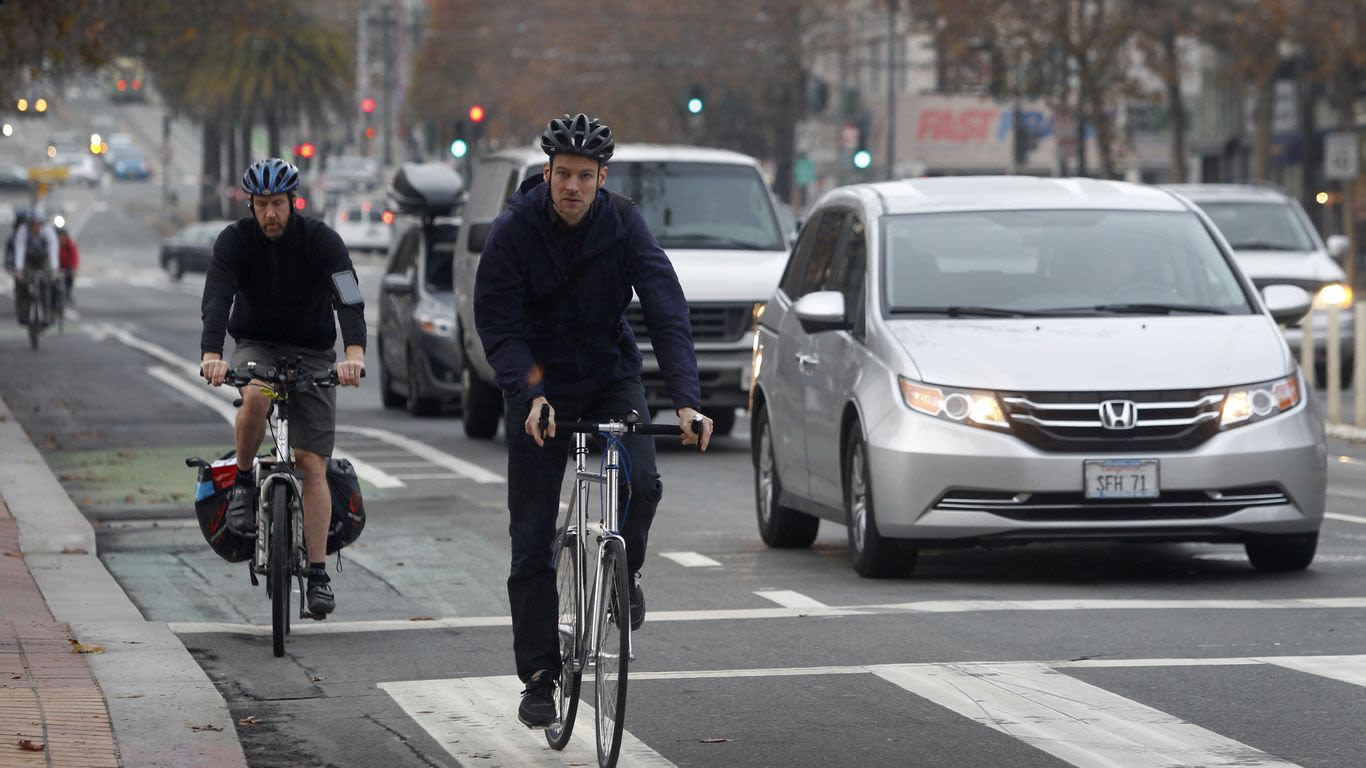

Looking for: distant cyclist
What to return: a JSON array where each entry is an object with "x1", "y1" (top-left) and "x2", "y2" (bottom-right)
[
  {"x1": 474, "y1": 113, "x2": 714, "y2": 728},
  {"x1": 199, "y1": 158, "x2": 366, "y2": 620},
  {"x1": 12, "y1": 208, "x2": 58, "y2": 326},
  {"x1": 56, "y1": 221, "x2": 79, "y2": 305}
]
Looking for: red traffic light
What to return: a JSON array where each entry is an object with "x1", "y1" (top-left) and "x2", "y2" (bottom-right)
[
  {"x1": 468, "y1": 105, "x2": 485, "y2": 123},
  {"x1": 361, "y1": 97, "x2": 376, "y2": 114},
  {"x1": 299, "y1": 142, "x2": 316, "y2": 159},
  {"x1": 294, "y1": 196, "x2": 307, "y2": 211}
]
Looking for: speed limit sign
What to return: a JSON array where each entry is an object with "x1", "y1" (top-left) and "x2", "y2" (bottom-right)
[{"x1": 1324, "y1": 132, "x2": 1358, "y2": 180}]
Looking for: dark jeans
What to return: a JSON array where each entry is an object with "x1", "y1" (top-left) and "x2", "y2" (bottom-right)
[{"x1": 504, "y1": 377, "x2": 662, "y2": 682}]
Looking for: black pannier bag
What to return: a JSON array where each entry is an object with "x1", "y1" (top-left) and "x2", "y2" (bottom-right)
[
  {"x1": 325, "y1": 457, "x2": 365, "y2": 554},
  {"x1": 189, "y1": 452, "x2": 255, "y2": 563}
]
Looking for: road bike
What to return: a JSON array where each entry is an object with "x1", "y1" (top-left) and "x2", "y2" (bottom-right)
[
  {"x1": 21, "y1": 269, "x2": 61, "y2": 350},
  {"x1": 543, "y1": 407, "x2": 701, "y2": 767},
  {"x1": 223, "y1": 358, "x2": 345, "y2": 657}
]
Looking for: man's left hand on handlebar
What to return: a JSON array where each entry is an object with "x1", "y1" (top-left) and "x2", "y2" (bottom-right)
[
  {"x1": 677, "y1": 407, "x2": 713, "y2": 452},
  {"x1": 335, "y1": 359, "x2": 365, "y2": 387}
]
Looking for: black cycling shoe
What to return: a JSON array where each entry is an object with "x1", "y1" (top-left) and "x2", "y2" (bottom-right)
[
  {"x1": 225, "y1": 483, "x2": 257, "y2": 535},
  {"x1": 629, "y1": 573, "x2": 645, "y2": 631},
  {"x1": 517, "y1": 669, "x2": 557, "y2": 729},
  {"x1": 306, "y1": 575, "x2": 335, "y2": 619}
]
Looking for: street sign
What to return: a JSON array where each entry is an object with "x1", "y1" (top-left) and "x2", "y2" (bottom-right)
[
  {"x1": 794, "y1": 157, "x2": 815, "y2": 187},
  {"x1": 1324, "y1": 131, "x2": 1358, "y2": 181}
]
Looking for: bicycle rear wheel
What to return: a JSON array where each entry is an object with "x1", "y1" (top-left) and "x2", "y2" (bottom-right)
[
  {"x1": 545, "y1": 526, "x2": 583, "y2": 750},
  {"x1": 270, "y1": 483, "x2": 290, "y2": 657},
  {"x1": 594, "y1": 538, "x2": 630, "y2": 767}
]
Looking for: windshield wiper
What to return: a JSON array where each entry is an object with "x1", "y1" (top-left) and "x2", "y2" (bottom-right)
[
  {"x1": 659, "y1": 233, "x2": 769, "y2": 250},
  {"x1": 1085, "y1": 303, "x2": 1230, "y2": 315},
  {"x1": 888, "y1": 305, "x2": 1050, "y2": 318}
]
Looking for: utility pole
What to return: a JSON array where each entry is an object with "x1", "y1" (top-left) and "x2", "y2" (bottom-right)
[
  {"x1": 380, "y1": 1, "x2": 395, "y2": 167},
  {"x1": 885, "y1": 0, "x2": 897, "y2": 180},
  {"x1": 356, "y1": 6, "x2": 368, "y2": 153}
]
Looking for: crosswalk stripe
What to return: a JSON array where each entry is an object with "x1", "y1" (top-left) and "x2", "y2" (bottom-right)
[
  {"x1": 873, "y1": 662, "x2": 1299, "y2": 768},
  {"x1": 1326, "y1": 511, "x2": 1366, "y2": 525},
  {"x1": 659, "y1": 551, "x2": 721, "y2": 567},
  {"x1": 1261, "y1": 654, "x2": 1366, "y2": 688},
  {"x1": 378, "y1": 675, "x2": 676, "y2": 767},
  {"x1": 755, "y1": 590, "x2": 826, "y2": 609}
]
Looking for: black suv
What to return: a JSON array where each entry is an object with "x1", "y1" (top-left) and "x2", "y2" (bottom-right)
[{"x1": 377, "y1": 162, "x2": 465, "y2": 416}]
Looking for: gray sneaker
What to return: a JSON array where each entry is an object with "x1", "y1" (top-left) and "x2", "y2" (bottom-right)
[{"x1": 518, "y1": 669, "x2": 556, "y2": 728}]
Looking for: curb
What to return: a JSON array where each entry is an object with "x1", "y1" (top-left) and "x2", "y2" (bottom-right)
[{"x1": 0, "y1": 396, "x2": 246, "y2": 767}]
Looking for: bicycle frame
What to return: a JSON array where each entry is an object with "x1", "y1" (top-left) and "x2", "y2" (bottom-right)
[
  {"x1": 253, "y1": 396, "x2": 303, "y2": 575},
  {"x1": 564, "y1": 426, "x2": 630, "y2": 674}
]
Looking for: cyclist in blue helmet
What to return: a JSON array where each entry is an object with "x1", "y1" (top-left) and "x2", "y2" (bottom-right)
[{"x1": 199, "y1": 157, "x2": 367, "y2": 620}]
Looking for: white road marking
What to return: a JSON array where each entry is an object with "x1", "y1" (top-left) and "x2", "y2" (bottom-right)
[
  {"x1": 379, "y1": 675, "x2": 675, "y2": 768},
  {"x1": 874, "y1": 662, "x2": 1298, "y2": 768},
  {"x1": 1326, "y1": 511, "x2": 1366, "y2": 525},
  {"x1": 1261, "y1": 654, "x2": 1366, "y2": 688},
  {"x1": 754, "y1": 590, "x2": 826, "y2": 609},
  {"x1": 169, "y1": 595, "x2": 1366, "y2": 637},
  {"x1": 338, "y1": 424, "x2": 503, "y2": 484},
  {"x1": 146, "y1": 366, "x2": 403, "y2": 488},
  {"x1": 658, "y1": 551, "x2": 721, "y2": 568},
  {"x1": 389, "y1": 473, "x2": 464, "y2": 481}
]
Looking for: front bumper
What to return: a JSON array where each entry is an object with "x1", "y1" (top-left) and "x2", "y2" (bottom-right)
[
  {"x1": 637, "y1": 337, "x2": 752, "y2": 410},
  {"x1": 864, "y1": 395, "x2": 1326, "y2": 544}
]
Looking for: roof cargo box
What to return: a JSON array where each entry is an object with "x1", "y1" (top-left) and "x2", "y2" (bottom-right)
[{"x1": 387, "y1": 162, "x2": 464, "y2": 218}]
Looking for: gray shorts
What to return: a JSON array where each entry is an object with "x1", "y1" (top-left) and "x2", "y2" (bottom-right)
[{"x1": 230, "y1": 340, "x2": 337, "y2": 456}]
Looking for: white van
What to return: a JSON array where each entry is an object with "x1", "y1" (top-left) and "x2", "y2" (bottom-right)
[{"x1": 451, "y1": 144, "x2": 790, "y2": 438}]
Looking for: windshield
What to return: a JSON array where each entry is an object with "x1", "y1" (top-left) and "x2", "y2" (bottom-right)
[
  {"x1": 882, "y1": 210, "x2": 1253, "y2": 317},
  {"x1": 427, "y1": 224, "x2": 457, "y2": 290},
  {"x1": 603, "y1": 161, "x2": 784, "y2": 251},
  {"x1": 1194, "y1": 201, "x2": 1315, "y2": 252}
]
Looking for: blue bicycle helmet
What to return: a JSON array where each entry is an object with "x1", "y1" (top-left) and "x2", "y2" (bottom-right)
[{"x1": 241, "y1": 158, "x2": 300, "y2": 195}]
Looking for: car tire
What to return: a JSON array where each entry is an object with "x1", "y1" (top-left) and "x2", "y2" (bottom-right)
[
  {"x1": 378, "y1": 340, "x2": 404, "y2": 409},
  {"x1": 710, "y1": 407, "x2": 737, "y2": 437},
  {"x1": 165, "y1": 254, "x2": 183, "y2": 281},
  {"x1": 461, "y1": 359, "x2": 502, "y2": 440},
  {"x1": 844, "y1": 428, "x2": 916, "y2": 578},
  {"x1": 753, "y1": 404, "x2": 818, "y2": 548},
  {"x1": 406, "y1": 348, "x2": 439, "y2": 417},
  {"x1": 1245, "y1": 531, "x2": 1317, "y2": 572}
]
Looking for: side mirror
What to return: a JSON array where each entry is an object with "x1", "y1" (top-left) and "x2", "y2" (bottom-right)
[
  {"x1": 381, "y1": 272, "x2": 414, "y2": 295},
  {"x1": 467, "y1": 220, "x2": 492, "y2": 254},
  {"x1": 793, "y1": 290, "x2": 849, "y2": 334},
  {"x1": 1327, "y1": 234, "x2": 1350, "y2": 260},
  {"x1": 1262, "y1": 284, "x2": 1313, "y2": 326}
]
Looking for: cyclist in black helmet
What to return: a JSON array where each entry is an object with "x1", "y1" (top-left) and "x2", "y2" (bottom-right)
[
  {"x1": 474, "y1": 113, "x2": 715, "y2": 728},
  {"x1": 199, "y1": 157, "x2": 367, "y2": 620}
]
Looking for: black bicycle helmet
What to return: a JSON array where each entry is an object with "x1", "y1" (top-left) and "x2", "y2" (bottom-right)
[
  {"x1": 541, "y1": 113, "x2": 614, "y2": 163},
  {"x1": 241, "y1": 158, "x2": 300, "y2": 195}
]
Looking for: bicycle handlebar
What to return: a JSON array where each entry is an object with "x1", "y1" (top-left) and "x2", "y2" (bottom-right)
[
  {"x1": 219, "y1": 360, "x2": 365, "y2": 391},
  {"x1": 539, "y1": 404, "x2": 703, "y2": 438}
]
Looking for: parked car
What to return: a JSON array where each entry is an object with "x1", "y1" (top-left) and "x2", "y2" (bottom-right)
[
  {"x1": 108, "y1": 148, "x2": 151, "y2": 180},
  {"x1": 328, "y1": 195, "x2": 393, "y2": 255},
  {"x1": 160, "y1": 220, "x2": 233, "y2": 279},
  {"x1": 1164, "y1": 184, "x2": 1353, "y2": 384},
  {"x1": 48, "y1": 152, "x2": 102, "y2": 187},
  {"x1": 0, "y1": 161, "x2": 28, "y2": 189},
  {"x1": 451, "y1": 144, "x2": 790, "y2": 439},
  {"x1": 375, "y1": 162, "x2": 466, "y2": 415},
  {"x1": 318, "y1": 154, "x2": 381, "y2": 197},
  {"x1": 750, "y1": 175, "x2": 1324, "y2": 578}
]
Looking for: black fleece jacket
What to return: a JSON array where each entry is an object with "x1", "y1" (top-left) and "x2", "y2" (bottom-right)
[{"x1": 200, "y1": 213, "x2": 366, "y2": 355}]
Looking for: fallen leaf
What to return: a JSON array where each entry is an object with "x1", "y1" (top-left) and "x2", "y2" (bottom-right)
[
  {"x1": 16, "y1": 739, "x2": 45, "y2": 752},
  {"x1": 309, "y1": 675, "x2": 325, "y2": 683},
  {"x1": 409, "y1": 616, "x2": 434, "y2": 622},
  {"x1": 4, "y1": 551, "x2": 23, "y2": 559},
  {"x1": 395, "y1": 561, "x2": 405, "y2": 566},
  {"x1": 700, "y1": 737, "x2": 731, "y2": 744},
  {"x1": 190, "y1": 724, "x2": 223, "y2": 732},
  {"x1": 68, "y1": 639, "x2": 105, "y2": 654},
  {"x1": 60, "y1": 547, "x2": 88, "y2": 555},
  {"x1": 238, "y1": 716, "x2": 262, "y2": 725}
]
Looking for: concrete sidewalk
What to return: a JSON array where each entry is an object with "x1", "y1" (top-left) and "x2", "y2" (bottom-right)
[{"x1": 0, "y1": 396, "x2": 245, "y2": 767}]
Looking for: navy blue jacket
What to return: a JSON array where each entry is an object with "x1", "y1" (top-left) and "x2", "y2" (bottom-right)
[
  {"x1": 474, "y1": 177, "x2": 700, "y2": 410},
  {"x1": 200, "y1": 213, "x2": 366, "y2": 355}
]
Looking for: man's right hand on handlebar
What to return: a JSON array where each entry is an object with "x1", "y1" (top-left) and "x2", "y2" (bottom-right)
[
  {"x1": 201, "y1": 354, "x2": 229, "y2": 387},
  {"x1": 526, "y1": 396, "x2": 555, "y2": 447}
]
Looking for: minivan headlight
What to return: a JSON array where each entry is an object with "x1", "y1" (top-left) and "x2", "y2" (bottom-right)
[
  {"x1": 898, "y1": 376, "x2": 1008, "y2": 430},
  {"x1": 414, "y1": 296, "x2": 455, "y2": 337},
  {"x1": 1315, "y1": 283, "x2": 1352, "y2": 310},
  {"x1": 1220, "y1": 373, "x2": 1301, "y2": 429}
]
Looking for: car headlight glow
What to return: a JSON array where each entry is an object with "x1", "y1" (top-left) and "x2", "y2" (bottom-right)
[
  {"x1": 1220, "y1": 373, "x2": 1300, "y2": 428},
  {"x1": 898, "y1": 376, "x2": 1007, "y2": 429},
  {"x1": 414, "y1": 296, "x2": 455, "y2": 338},
  {"x1": 1315, "y1": 282, "x2": 1352, "y2": 310}
]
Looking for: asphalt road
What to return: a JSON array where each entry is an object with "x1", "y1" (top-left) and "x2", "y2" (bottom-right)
[{"x1": 5, "y1": 101, "x2": 1366, "y2": 768}]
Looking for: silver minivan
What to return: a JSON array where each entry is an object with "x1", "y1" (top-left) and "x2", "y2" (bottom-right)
[{"x1": 750, "y1": 176, "x2": 1326, "y2": 577}]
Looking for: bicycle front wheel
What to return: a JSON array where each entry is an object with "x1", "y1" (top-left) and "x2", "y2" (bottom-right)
[
  {"x1": 594, "y1": 538, "x2": 630, "y2": 767},
  {"x1": 546, "y1": 526, "x2": 583, "y2": 750},
  {"x1": 270, "y1": 482, "x2": 290, "y2": 657},
  {"x1": 27, "y1": 299, "x2": 38, "y2": 350}
]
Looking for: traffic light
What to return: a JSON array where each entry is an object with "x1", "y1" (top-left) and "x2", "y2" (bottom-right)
[
  {"x1": 852, "y1": 149, "x2": 872, "y2": 170},
  {"x1": 294, "y1": 142, "x2": 316, "y2": 160},
  {"x1": 450, "y1": 139, "x2": 468, "y2": 159},
  {"x1": 852, "y1": 114, "x2": 872, "y2": 170},
  {"x1": 686, "y1": 84, "x2": 705, "y2": 115},
  {"x1": 468, "y1": 105, "x2": 486, "y2": 141},
  {"x1": 360, "y1": 97, "x2": 376, "y2": 114}
]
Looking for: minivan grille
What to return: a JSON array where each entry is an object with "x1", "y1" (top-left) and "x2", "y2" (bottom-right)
[
  {"x1": 627, "y1": 303, "x2": 750, "y2": 345},
  {"x1": 1000, "y1": 389, "x2": 1225, "y2": 452},
  {"x1": 933, "y1": 485, "x2": 1288, "y2": 521}
]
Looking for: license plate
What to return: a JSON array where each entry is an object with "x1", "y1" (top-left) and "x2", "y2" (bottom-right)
[{"x1": 1084, "y1": 459, "x2": 1159, "y2": 499}]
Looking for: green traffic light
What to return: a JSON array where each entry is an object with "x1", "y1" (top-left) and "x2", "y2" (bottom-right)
[
  {"x1": 687, "y1": 97, "x2": 703, "y2": 114},
  {"x1": 852, "y1": 149, "x2": 872, "y2": 170},
  {"x1": 450, "y1": 138, "x2": 468, "y2": 159}
]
